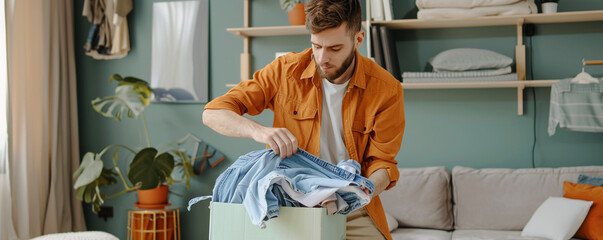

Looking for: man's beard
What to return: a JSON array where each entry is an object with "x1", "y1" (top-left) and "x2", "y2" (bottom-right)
[{"x1": 317, "y1": 49, "x2": 355, "y2": 81}]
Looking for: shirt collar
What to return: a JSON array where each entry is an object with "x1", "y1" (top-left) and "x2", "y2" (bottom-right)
[
  {"x1": 559, "y1": 79, "x2": 603, "y2": 93},
  {"x1": 300, "y1": 49, "x2": 367, "y2": 90}
]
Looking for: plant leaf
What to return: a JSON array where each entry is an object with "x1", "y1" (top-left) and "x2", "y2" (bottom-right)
[
  {"x1": 111, "y1": 74, "x2": 152, "y2": 107},
  {"x1": 91, "y1": 75, "x2": 152, "y2": 121},
  {"x1": 76, "y1": 185, "x2": 86, "y2": 200},
  {"x1": 279, "y1": 0, "x2": 300, "y2": 12},
  {"x1": 128, "y1": 148, "x2": 175, "y2": 190},
  {"x1": 73, "y1": 152, "x2": 95, "y2": 180},
  {"x1": 74, "y1": 153, "x2": 104, "y2": 189},
  {"x1": 74, "y1": 168, "x2": 117, "y2": 214}
]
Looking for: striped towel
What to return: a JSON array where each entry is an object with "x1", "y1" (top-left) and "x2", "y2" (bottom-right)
[
  {"x1": 403, "y1": 73, "x2": 518, "y2": 83},
  {"x1": 403, "y1": 67, "x2": 511, "y2": 78}
]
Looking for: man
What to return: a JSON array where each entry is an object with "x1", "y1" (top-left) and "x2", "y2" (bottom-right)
[{"x1": 202, "y1": 0, "x2": 404, "y2": 239}]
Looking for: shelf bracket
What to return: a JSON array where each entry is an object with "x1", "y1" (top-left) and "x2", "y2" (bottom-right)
[
  {"x1": 516, "y1": 18, "x2": 526, "y2": 116},
  {"x1": 517, "y1": 85, "x2": 525, "y2": 116},
  {"x1": 240, "y1": 0, "x2": 251, "y2": 82}
]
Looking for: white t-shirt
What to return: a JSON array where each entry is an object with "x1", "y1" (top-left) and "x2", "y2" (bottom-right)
[{"x1": 319, "y1": 78, "x2": 350, "y2": 165}]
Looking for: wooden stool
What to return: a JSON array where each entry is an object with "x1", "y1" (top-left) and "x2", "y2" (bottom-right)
[{"x1": 127, "y1": 209, "x2": 180, "y2": 240}]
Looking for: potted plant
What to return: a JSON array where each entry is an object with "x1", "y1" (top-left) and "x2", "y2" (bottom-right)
[
  {"x1": 541, "y1": 0, "x2": 559, "y2": 14},
  {"x1": 280, "y1": 0, "x2": 305, "y2": 25},
  {"x1": 72, "y1": 74, "x2": 209, "y2": 213}
]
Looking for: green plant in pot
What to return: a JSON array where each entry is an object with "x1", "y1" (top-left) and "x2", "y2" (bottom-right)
[
  {"x1": 72, "y1": 74, "x2": 199, "y2": 213},
  {"x1": 280, "y1": 0, "x2": 306, "y2": 25}
]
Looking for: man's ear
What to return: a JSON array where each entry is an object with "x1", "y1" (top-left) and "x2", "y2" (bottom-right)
[{"x1": 354, "y1": 30, "x2": 365, "y2": 49}]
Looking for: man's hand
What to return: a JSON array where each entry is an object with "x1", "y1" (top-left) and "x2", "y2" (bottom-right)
[
  {"x1": 203, "y1": 109, "x2": 298, "y2": 158},
  {"x1": 252, "y1": 126, "x2": 298, "y2": 158}
]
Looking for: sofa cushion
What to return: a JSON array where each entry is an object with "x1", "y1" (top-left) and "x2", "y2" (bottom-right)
[
  {"x1": 452, "y1": 166, "x2": 603, "y2": 230},
  {"x1": 452, "y1": 230, "x2": 555, "y2": 240},
  {"x1": 391, "y1": 228, "x2": 451, "y2": 240},
  {"x1": 577, "y1": 174, "x2": 603, "y2": 186},
  {"x1": 563, "y1": 182, "x2": 603, "y2": 240},
  {"x1": 385, "y1": 211, "x2": 399, "y2": 232},
  {"x1": 381, "y1": 167, "x2": 453, "y2": 230},
  {"x1": 521, "y1": 197, "x2": 592, "y2": 240}
]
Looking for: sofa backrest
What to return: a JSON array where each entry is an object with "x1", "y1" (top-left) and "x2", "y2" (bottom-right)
[
  {"x1": 452, "y1": 166, "x2": 603, "y2": 230},
  {"x1": 380, "y1": 166, "x2": 453, "y2": 230}
]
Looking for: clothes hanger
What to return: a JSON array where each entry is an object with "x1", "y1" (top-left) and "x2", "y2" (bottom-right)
[{"x1": 571, "y1": 58, "x2": 599, "y2": 84}]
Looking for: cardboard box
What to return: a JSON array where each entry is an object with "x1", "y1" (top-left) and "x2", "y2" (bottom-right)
[{"x1": 209, "y1": 202, "x2": 346, "y2": 240}]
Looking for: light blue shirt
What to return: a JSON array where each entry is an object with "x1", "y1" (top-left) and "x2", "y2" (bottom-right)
[{"x1": 548, "y1": 79, "x2": 603, "y2": 136}]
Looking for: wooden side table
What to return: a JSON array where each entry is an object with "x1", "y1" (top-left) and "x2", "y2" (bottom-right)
[{"x1": 127, "y1": 208, "x2": 180, "y2": 240}]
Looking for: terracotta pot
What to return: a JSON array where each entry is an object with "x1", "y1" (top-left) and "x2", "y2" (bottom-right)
[
  {"x1": 137, "y1": 185, "x2": 169, "y2": 205},
  {"x1": 288, "y1": 3, "x2": 306, "y2": 26}
]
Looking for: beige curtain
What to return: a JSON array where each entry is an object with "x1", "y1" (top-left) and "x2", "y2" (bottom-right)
[{"x1": 6, "y1": 0, "x2": 86, "y2": 239}]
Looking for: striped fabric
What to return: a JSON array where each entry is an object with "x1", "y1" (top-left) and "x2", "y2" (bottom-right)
[
  {"x1": 402, "y1": 67, "x2": 512, "y2": 78},
  {"x1": 403, "y1": 73, "x2": 517, "y2": 83},
  {"x1": 548, "y1": 79, "x2": 603, "y2": 136}
]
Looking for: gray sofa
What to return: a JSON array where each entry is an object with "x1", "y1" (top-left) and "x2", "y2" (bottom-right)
[{"x1": 380, "y1": 166, "x2": 603, "y2": 240}]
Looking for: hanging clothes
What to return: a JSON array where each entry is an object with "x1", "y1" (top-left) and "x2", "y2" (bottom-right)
[
  {"x1": 548, "y1": 79, "x2": 603, "y2": 136},
  {"x1": 82, "y1": 0, "x2": 132, "y2": 60}
]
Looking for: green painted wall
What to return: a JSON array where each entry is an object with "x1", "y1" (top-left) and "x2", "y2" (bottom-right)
[{"x1": 73, "y1": 0, "x2": 603, "y2": 239}]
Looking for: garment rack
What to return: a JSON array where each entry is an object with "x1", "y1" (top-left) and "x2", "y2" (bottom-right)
[{"x1": 583, "y1": 59, "x2": 603, "y2": 66}]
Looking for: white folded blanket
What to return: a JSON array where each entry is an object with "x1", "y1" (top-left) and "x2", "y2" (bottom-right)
[
  {"x1": 417, "y1": 0, "x2": 537, "y2": 19},
  {"x1": 417, "y1": 0, "x2": 522, "y2": 9},
  {"x1": 403, "y1": 67, "x2": 512, "y2": 78},
  {"x1": 403, "y1": 73, "x2": 518, "y2": 83}
]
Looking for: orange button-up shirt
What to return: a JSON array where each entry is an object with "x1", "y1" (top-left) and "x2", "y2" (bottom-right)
[{"x1": 205, "y1": 48, "x2": 405, "y2": 239}]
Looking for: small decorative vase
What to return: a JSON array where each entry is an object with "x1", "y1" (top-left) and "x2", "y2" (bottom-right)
[
  {"x1": 541, "y1": 2, "x2": 558, "y2": 14},
  {"x1": 288, "y1": 3, "x2": 306, "y2": 25}
]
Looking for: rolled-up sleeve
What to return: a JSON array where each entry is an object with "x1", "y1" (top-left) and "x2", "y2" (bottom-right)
[
  {"x1": 204, "y1": 58, "x2": 282, "y2": 116},
  {"x1": 365, "y1": 84, "x2": 405, "y2": 190}
]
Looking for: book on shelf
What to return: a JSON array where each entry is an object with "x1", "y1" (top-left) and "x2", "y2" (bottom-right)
[
  {"x1": 371, "y1": 25, "x2": 385, "y2": 68},
  {"x1": 370, "y1": 0, "x2": 384, "y2": 21},
  {"x1": 379, "y1": 25, "x2": 401, "y2": 82},
  {"x1": 382, "y1": 0, "x2": 393, "y2": 21}
]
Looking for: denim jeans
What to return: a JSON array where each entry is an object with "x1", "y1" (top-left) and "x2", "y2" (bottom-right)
[{"x1": 208, "y1": 148, "x2": 374, "y2": 228}]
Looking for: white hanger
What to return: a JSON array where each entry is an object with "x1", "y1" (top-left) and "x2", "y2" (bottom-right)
[{"x1": 571, "y1": 58, "x2": 599, "y2": 84}]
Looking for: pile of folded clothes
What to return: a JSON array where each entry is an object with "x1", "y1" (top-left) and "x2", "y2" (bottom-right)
[
  {"x1": 402, "y1": 48, "x2": 518, "y2": 83},
  {"x1": 416, "y1": 0, "x2": 538, "y2": 19},
  {"x1": 187, "y1": 148, "x2": 374, "y2": 228}
]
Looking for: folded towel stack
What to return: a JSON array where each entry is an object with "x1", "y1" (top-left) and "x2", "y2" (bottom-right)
[
  {"x1": 403, "y1": 48, "x2": 518, "y2": 83},
  {"x1": 416, "y1": 0, "x2": 538, "y2": 19}
]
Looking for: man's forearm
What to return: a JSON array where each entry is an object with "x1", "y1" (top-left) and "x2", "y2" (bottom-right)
[
  {"x1": 367, "y1": 168, "x2": 390, "y2": 197},
  {"x1": 202, "y1": 109, "x2": 263, "y2": 139},
  {"x1": 202, "y1": 109, "x2": 299, "y2": 157}
]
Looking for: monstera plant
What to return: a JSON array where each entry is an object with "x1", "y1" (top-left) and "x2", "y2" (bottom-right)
[{"x1": 72, "y1": 74, "x2": 199, "y2": 213}]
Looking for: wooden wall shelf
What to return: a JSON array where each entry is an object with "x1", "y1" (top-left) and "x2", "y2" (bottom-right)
[
  {"x1": 228, "y1": 80, "x2": 559, "y2": 89},
  {"x1": 226, "y1": 11, "x2": 603, "y2": 37},
  {"x1": 226, "y1": 1, "x2": 602, "y2": 115},
  {"x1": 227, "y1": 25, "x2": 308, "y2": 37},
  {"x1": 371, "y1": 10, "x2": 603, "y2": 29}
]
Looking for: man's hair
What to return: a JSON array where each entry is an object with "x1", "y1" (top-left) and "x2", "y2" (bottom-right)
[{"x1": 305, "y1": 0, "x2": 362, "y2": 35}]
